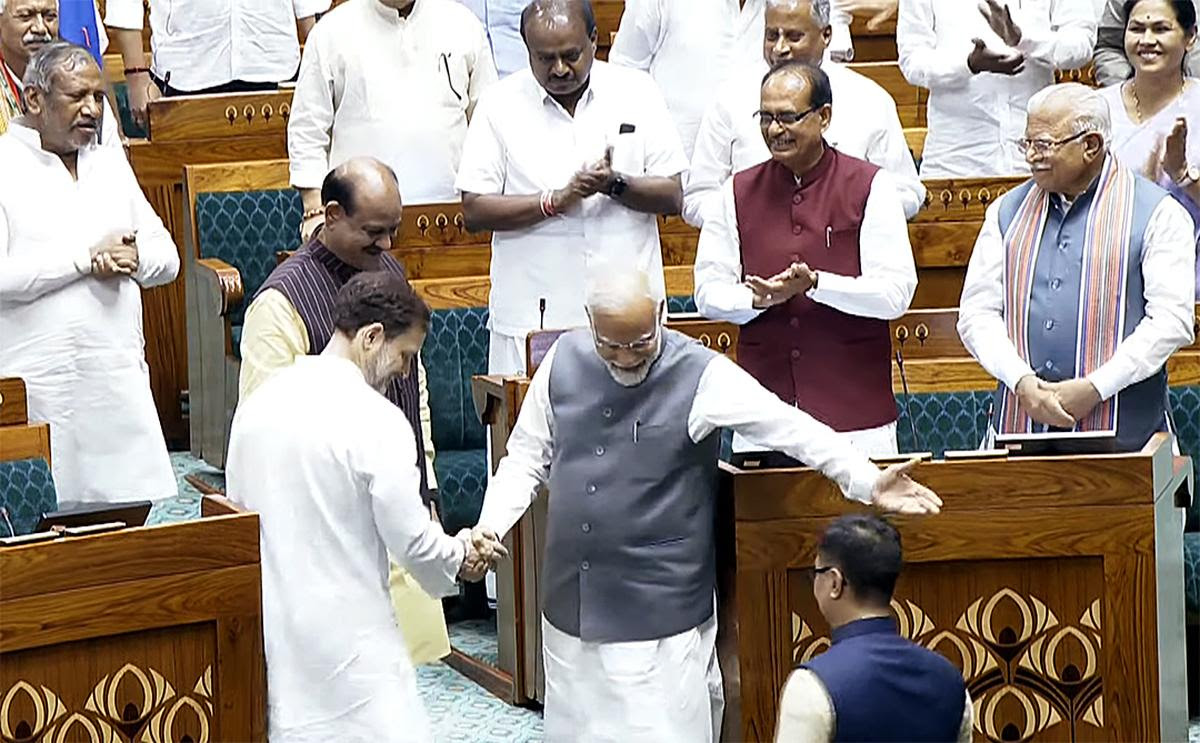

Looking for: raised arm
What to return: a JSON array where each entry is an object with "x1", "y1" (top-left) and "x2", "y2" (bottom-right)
[{"x1": 897, "y1": 0, "x2": 973, "y2": 90}]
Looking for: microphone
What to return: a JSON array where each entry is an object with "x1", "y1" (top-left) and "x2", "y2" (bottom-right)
[
  {"x1": 539, "y1": 298, "x2": 546, "y2": 330},
  {"x1": 0, "y1": 507, "x2": 14, "y2": 538},
  {"x1": 894, "y1": 347, "x2": 922, "y2": 454}
]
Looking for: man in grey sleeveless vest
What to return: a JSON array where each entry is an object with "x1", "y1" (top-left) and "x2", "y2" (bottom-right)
[
  {"x1": 959, "y1": 84, "x2": 1196, "y2": 452},
  {"x1": 473, "y1": 266, "x2": 943, "y2": 743}
]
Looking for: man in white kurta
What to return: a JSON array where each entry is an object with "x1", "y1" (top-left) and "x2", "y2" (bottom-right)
[
  {"x1": 608, "y1": 0, "x2": 766, "y2": 159},
  {"x1": 288, "y1": 0, "x2": 497, "y2": 238},
  {"x1": 685, "y1": 0, "x2": 923, "y2": 226},
  {"x1": 475, "y1": 267, "x2": 941, "y2": 743},
  {"x1": 456, "y1": 0, "x2": 687, "y2": 375},
  {"x1": 0, "y1": 42, "x2": 177, "y2": 503},
  {"x1": 227, "y1": 271, "x2": 499, "y2": 743},
  {"x1": 897, "y1": 0, "x2": 1096, "y2": 178}
]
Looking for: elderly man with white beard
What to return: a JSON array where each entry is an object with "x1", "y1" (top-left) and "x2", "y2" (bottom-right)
[{"x1": 470, "y1": 265, "x2": 943, "y2": 743}]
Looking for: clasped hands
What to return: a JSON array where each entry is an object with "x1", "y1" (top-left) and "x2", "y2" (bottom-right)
[
  {"x1": 89, "y1": 233, "x2": 140, "y2": 278},
  {"x1": 550, "y1": 146, "x2": 618, "y2": 214},
  {"x1": 745, "y1": 262, "x2": 818, "y2": 309},
  {"x1": 968, "y1": 0, "x2": 1026, "y2": 76},
  {"x1": 1015, "y1": 375, "x2": 1101, "y2": 428},
  {"x1": 456, "y1": 526, "x2": 509, "y2": 582}
]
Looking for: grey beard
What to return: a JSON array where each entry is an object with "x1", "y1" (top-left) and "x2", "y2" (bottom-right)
[{"x1": 604, "y1": 361, "x2": 652, "y2": 387}]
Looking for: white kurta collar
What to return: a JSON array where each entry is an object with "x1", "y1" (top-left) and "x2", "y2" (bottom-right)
[
  {"x1": 368, "y1": 0, "x2": 426, "y2": 26},
  {"x1": 306, "y1": 354, "x2": 371, "y2": 386}
]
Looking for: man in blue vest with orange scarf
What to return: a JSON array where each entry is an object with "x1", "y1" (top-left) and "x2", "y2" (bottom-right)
[{"x1": 959, "y1": 83, "x2": 1196, "y2": 452}]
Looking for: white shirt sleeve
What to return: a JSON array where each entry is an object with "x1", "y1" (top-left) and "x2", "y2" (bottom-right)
[
  {"x1": 863, "y1": 98, "x2": 926, "y2": 219},
  {"x1": 476, "y1": 344, "x2": 558, "y2": 539},
  {"x1": 693, "y1": 179, "x2": 762, "y2": 325},
  {"x1": 1087, "y1": 197, "x2": 1197, "y2": 400},
  {"x1": 455, "y1": 93, "x2": 508, "y2": 195},
  {"x1": 466, "y1": 17, "x2": 499, "y2": 121},
  {"x1": 956, "y1": 200, "x2": 1038, "y2": 392},
  {"x1": 684, "y1": 95, "x2": 738, "y2": 228},
  {"x1": 364, "y1": 413, "x2": 466, "y2": 598},
  {"x1": 688, "y1": 355, "x2": 882, "y2": 502},
  {"x1": 809, "y1": 170, "x2": 917, "y2": 320},
  {"x1": 287, "y1": 33, "x2": 335, "y2": 190},
  {"x1": 607, "y1": 0, "x2": 663, "y2": 71},
  {"x1": 293, "y1": 0, "x2": 331, "y2": 18},
  {"x1": 0, "y1": 202, "x2": 92, "y2": 303},
  {"x1": 773, "y1": 669, "x2": 835, "y2": 743},
  {"x1": 897, "y1": 0, "x2": 973, "y2": 91},
  {"x1": 1015, "y1": 0, "x2": 1097, "y2": 71},
  {"x1": 124, "y1": 159, "x2": 180, "y2": 288},
  {"x1": 103, "y1": 0, "x2": 144, "y2": 29},
  {"x1": 636, "y1": 74, "x2": 688, "y2": 178}
]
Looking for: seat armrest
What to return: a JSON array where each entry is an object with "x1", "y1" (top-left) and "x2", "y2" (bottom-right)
[{"x1": 194, "y1": 258, "x2": 245, "y2": 317}]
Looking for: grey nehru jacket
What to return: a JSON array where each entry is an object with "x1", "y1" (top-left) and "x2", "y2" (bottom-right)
[{"x1": 543, "y1": 329, "x2": 722, "y2": 643}]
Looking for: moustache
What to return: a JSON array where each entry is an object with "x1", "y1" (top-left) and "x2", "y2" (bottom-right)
[{"x1": 23, "y1": 33, "x2": 53, "y2": 45}]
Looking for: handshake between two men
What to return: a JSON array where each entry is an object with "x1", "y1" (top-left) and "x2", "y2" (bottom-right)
[{"x1": 455, "y1": 527, "x2": 509, "y2": 582}]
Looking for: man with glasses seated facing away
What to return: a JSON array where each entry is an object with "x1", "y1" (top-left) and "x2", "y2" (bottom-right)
[
  {"x1": 693, "y1": 61, "x2": 917, "y2": 458},
  {"x1": 958, "y1": 83, "x2": 1196, "y2": 453},
  {"x1": 775, "y1": 514, "x2": 972, "y2": 742}
]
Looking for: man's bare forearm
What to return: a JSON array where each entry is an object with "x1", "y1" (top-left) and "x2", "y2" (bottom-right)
[
  {"x1": 612, "y1": 174, "x2": 682, "y2": 215},
  {"x1": 462, "y1": 192, "x2": 552, "y2": 232},
  {"x1": 111, "y1": 28, "x2": 146, "y2": 68}
]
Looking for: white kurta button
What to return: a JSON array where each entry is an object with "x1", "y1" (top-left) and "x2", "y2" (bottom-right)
[
  {"x1": 581, "y1": 523, "x2": 591, "y2": 533},
  {"x1": 581, "y1": 560, "x2": 590, "y2": 571},
  {"x1": 602, "y1": 408, "x2": 612, "y2": 418},
  {"x1": 586, "y1": 484, "x2": 597, "y2": 494},
  {"x1": 595, "y1": 445, "x2": 605, "y2": 456},
  {"x1": 1044, "y1": 319, "x2": 1054, "y2": 330}
]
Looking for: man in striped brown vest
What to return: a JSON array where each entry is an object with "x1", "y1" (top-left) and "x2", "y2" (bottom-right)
[{"x1": 237, "y1": 156, "x2": 452, "y2": 665}]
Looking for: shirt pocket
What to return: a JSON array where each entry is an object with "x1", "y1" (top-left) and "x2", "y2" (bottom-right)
[{"x1": 610, "y1": 129, "x2": 647, "y2": 176}]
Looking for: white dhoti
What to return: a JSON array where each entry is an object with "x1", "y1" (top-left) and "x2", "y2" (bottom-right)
[{"x1": 542, "y1": 611, "x2": 723, "y2": 743}]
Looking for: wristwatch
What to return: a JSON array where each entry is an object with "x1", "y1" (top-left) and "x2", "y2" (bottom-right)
[
  {"x1": 607, "y1": 174, "x2": 628, "y2": 198},
  {"x1": 1176, "y1": 165, "x2": 1200, "y2": 187}
]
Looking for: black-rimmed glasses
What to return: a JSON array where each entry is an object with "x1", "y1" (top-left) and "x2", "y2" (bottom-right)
[
  {"x1": 1018, "y1": 130, "x2": 1091, "y2": 156},
  {"x1": 753, "y1": 105, "x2": 821, "y2": 127}
]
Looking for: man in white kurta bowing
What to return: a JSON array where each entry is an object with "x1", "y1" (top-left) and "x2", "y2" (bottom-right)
[
  {"x1": 473, "y1": 266, "x2": 943, "y2": 743},
  {"x1": 0, "y1": 41, "x2": 178, "y2": 503},
  {"x1": 227, "y1": 271, "x2": 505, "y2": 743}
]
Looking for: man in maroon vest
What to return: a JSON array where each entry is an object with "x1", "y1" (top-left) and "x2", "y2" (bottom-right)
[{"x1": 693, "y1": 61, "x2": 917, "y2": 456}]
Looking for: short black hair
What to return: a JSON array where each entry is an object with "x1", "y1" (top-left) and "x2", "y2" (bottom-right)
[
  {"x1": 332, "y1": 271, "x2": 431, "y2": 340},
  {"x1": 817, "y1": 514, "x2": 902, "y2": 607},
  {"x1": 1123, "y1": 0, "x2": 1197, "y2": 34},
  {"x1": 762, "y1": 60, "x2": 834, "y2": 110},
  {"x1": 519, "y1": 0, "x2": 597, "y2": 41},
  {"x1": 320, "y1": 160, "x2": 400, "y2": 217}
]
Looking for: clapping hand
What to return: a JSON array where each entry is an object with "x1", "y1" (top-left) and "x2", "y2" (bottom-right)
[
  {"x1": 870, "y1": 458, "x2": 942, "y2": 515},
  {"x1": 1162, "y1": 117, "x2": 1189, "y2": 183},
  {"x1": 967, "y1": 38, "x2": 1025, "y2": 75},
  {"x1": 553, "y1": 148, "x2": 615, "y2": 212},
  {"x1": 744, "y1": 262, "x2": 815, "y2": 309},
  {"x1": 456, "y1": 526, "x2": 509, "y2": 582},
  {"x1": 979, "y1": 0, "x2": 1022, "y2": 47}
]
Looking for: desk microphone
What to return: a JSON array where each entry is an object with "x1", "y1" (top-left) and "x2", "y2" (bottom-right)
[
  {"x1": 539, "y1": 298, "x2": 546, "y2": 330},
  {"x1": 894, "y1": 347, "x2": 922, "y2": 453},
  {"x1": 0, "y1": 507, "x2": 14, "y2": 538}
]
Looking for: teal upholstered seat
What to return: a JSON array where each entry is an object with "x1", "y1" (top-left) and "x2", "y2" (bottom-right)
[
  {"x1": 897, "y1": 390, "x2": 994, "y2": 457},
  {"x1": 425, "y1": 307, "x2": 490, "y2": 534},
  {"x1": 1169, "y1": 385, "x2": 1200, "y2": 617},
  {"x1": 0, "y1": 458, "x2": 56, "y2": 535},
  {"x1": 111, "y1": 81, "x2": 147, "y2": 139},
  {"x1": 667, "y1": 295, "x2": 697, "y2": 314}
]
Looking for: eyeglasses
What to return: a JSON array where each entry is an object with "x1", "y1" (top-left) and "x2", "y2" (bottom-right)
[
  {"x1": 593, "y1": 326, "x2": 659, "y2": 353},
  {"x1": 754, "y1": 105, "x2": 821, "y2": 127},
  {"x1": 1018, "y1": 130, "x2": 1092, "y2": 156}
]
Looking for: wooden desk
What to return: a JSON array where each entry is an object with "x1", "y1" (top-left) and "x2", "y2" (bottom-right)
[
  {"x1": 728, "y1": 434, "x2": 1189, "y2": 741},
  {"x1": 0, "y1": 496, "x2": 266, "y2": 741}
]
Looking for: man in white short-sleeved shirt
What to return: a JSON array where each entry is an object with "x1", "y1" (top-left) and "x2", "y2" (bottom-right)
[{"x1": 456, "y1": 0, "x2": 687, "y2": 375}]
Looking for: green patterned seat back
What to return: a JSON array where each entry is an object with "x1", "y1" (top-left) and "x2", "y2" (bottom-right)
[
  {"x1": 1170, "y1": 385, "x2": 1200, "y2": 532},
  {"x1": 897, "y1": 390, "x2": 994, "y2": 458},
  {"x1": 194, "y1": 189, "x2": 302, "y2": 327},
  {"x1": 434, "y1": 449, "x2": 488, "y2": 535},
  {"x1": 425, "y1": 307, "x2": 490, "y2": 452},
  {"x1": 667, "y1": 295, "x2": 697, "y2": 314},
  {"x1": 1184, "y1": 533, "x2": 1200, "y2": 615},
  {"x1": 111, "y1": 81, "x2": 147, "y2": 139},
  {"x1": 0, "y1": 458, "x2": 56, "y2": 535}
]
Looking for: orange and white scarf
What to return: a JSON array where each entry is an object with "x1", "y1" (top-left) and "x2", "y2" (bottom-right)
[{"x1": 998, "y1": 157, "x2": 1137, "y2": 434}]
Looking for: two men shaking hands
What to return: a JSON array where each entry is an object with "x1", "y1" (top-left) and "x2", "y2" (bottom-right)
[{"x1": 455, "y1": 526, "x2": 508, "y2": 582}]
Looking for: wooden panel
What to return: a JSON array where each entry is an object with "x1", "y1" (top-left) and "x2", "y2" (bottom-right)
[
  {"x1": 890, "y1": 308, "x2": 964, "y2": 358},
  {"x1": 905, "y1": 127, "x2": 926, "y2": 159},
  {"x1": 147, "y1": 91, "x2": 294, "y2": 142},
  {"x1": 0, "y1": 423, "x2": 50, "y2": 467},
  {"x1": 916, "y1": 177, "x2": 1026, "y2": 223},
  {"x1": 910, "y1": 266, "x2": 965, "y2": 309},
  {"x1": 0, "y1": 512, "x2": 259, "y2": 601},
  {"x1": 0, "y1": 378, "x2": 28, "y2": 426}
]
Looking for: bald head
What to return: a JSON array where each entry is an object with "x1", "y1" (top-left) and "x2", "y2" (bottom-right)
[
  {"x1": 319, "y1": 158, "x2": 403, "y2": 271},
  {"x1": 520, "y1": 0, "x2": 596, "y2": 39}
]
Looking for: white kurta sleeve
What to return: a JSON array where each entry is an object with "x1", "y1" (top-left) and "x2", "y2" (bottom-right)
[
  {"x1": 897, "y1": 0, "x2": 973, "y2": 90},
  {"x1": 466, "y1": 17, "x2": 499, "y2": 121},
  {"x1": 863, "y1": 100, "x2": 926, "y2": 219},
  {"x1": 287, "y1": 33, "x2": 335, "y2": 190},
  {"x1": 808, "y1": 170, "x2": 917, "y2": 320},
  {"x1": 476, "y1": 344, "x2": 558, "y2": 539},
  {"x1": 688, "y1": 355, "x2": 882, "y2": 502},
  {"x1": 607, "y1": 0, "x2": 663, "y2": 71},
  {"x1": 773, "y1": 669, "x2": 834, "y2": 743},
  {"x1": 1014, "y1": 0, "x2": 1097, "y2": 71},
  {"x1": 124, "y1": 162, "x2": 180, "y2": 288},
  {"x1": 455, "y1": 94, "x2": 507, "y2": 195},
  {"x1": 957, "y1": 201, "x2": 1037, "y2": 392},
  {"x1": 292, "y1": 0, "x2": 331, "y2": 18},
  {"x1": 0, "y1": 203, "x2": 92, "y2": 302},
  {"x1": 365, "y1": 415, "x2": 466, "y2": 598},
  {"x1": 103, "y1": 0, "x2": 143, "y2": 29},
  {"x1": 637, "y1": 73, "x2": 688, "y2": 178},
  {"x1": 417, "y1": 354, "x2": 439, "y2": 490},
  {"x1": 1087, "y1": 197, "x2": 1197, "y2": 401},
  {"x1": 693, "y1": 179, "x2": 762, "y2": 325},
  {"x1": 684, "y1": 95, "x2": 738, "y2": 227}
]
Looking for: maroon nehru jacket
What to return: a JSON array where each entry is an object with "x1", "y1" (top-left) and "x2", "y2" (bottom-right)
[{"x1": 732, "y1": 148, "x2": 897, "y2": 432}]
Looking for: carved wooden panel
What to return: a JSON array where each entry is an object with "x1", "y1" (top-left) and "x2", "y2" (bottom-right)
[{"x1": 147, "y1": 92, "x2": 294, "y2": 142}]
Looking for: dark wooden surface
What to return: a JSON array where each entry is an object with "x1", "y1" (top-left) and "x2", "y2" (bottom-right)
[{"x1": 0, "y1": 498, "x2": 266, "y2": 741}]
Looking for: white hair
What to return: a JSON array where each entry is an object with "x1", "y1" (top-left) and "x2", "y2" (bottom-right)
[
  {"x1": 585, "y1": 266, "x2": 661, "y2": 314},
  {"x1": 1027, "y1": 83, "x2": 1112, "y2": 141},
  {"x1": 766, "y1": 0, "x2": 832, "y2": 28}
]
